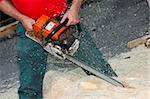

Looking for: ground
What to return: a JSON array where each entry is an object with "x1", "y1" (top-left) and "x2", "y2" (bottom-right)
[{"x1": 0, "y1": 0, "x2": 149, "y2": 98}]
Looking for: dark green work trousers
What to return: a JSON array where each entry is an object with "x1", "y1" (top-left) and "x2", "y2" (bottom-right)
[{"x1": 16, "y1": 23, "x2": 48, "y2": 99}]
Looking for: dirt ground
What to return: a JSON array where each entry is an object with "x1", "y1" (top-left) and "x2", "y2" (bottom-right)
[{"x1": 0, "y1": 0, "x2": 149, "y2": 99}]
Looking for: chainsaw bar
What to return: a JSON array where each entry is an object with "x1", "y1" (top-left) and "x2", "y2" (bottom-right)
[{"x1": 66, "y1": 54, "x2": 125, "y2": 87}]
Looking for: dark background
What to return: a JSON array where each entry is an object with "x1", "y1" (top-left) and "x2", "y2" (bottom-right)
[{"x1": 0, "y1": 11, "x2": 16, "y2": 27}]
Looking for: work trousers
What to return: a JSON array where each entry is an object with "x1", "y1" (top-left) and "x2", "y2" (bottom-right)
[{"x1": 16, "y1": 23, "x2": 48, "y2": 99}]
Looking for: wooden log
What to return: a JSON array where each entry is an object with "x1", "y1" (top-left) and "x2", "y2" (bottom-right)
[{"x1": 145, "y1": 37, "x2": 150, "y2": 48}]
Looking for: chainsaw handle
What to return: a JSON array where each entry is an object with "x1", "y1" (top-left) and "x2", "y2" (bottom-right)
[
  {"x1": 60, "y1": 19, "x2": 69, "y2": 26},
  {"x1": 45, "y1": 19, "x2": 69, "y2": 41}
]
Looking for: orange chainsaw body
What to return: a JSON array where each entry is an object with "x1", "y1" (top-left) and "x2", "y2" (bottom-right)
[{"x1": 33, "y1": 15, "x2": 66, "y2": 41}]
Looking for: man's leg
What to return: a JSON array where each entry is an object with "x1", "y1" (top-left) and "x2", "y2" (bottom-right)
[{"x1": 16, "y1": 23, "x2": 48, "y2": 99}]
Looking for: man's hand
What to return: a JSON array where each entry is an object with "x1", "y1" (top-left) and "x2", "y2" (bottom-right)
[
  {"x1": 61, "y1": 8, "x2": 80, "y2": 26},
  {"x1": 20, "y1": 15, "x2": 35, "y2": 32},
  {"x1": 61, "y1": 0, "x2": 83, "y2": 26}
]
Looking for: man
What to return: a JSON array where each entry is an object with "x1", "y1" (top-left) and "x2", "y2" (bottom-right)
[{"x1": 0, "y1": 0, "x2": 83, "y2": 98}]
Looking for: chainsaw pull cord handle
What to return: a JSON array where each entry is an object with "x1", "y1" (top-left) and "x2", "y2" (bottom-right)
[{"x1": 45, "y1": 19, "x2": 69, "y2": 41}]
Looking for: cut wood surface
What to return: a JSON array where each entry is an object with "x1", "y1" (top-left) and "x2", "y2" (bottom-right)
[
  {"x1": 0, "y1": 21, "x2": 18, "y2": 39},
  {"x1": 127, "y1": 35, "x2": 150, "y2": 48}
]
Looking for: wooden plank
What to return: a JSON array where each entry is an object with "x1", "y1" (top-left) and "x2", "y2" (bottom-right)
[
  {"x1": 127, "y1": 35, "x2": 150, "y2": 48},
  {"x1": 0, "y1": 21, "x2": 18, "y2": 39}
]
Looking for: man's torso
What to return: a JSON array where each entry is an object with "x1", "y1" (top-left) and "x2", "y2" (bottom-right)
[{"x1": 12, "y1": 0, "x2": 67, "y2": 19}]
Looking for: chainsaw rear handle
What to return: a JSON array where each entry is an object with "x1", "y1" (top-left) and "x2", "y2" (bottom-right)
[{"x1": 45, "y1": 19, "x2": 69, "y2": 41}]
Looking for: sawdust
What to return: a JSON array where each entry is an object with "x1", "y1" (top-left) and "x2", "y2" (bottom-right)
[
  {"x1": 0, "y1": 46, "x2": 149, "y2": 99},
  {"x1": 43, "y1": 45, "x2": 150, "y2": 99}
]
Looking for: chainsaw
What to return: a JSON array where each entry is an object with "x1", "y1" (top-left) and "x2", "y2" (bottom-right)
[
  {"x1": 25, "y1": 15, "x2": 125, "y2": 87},
  {"x1": 25, "y1": 15, "x2": 80, "y2": 59}
]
